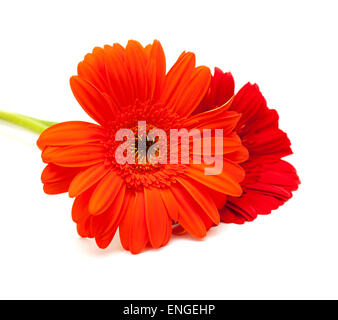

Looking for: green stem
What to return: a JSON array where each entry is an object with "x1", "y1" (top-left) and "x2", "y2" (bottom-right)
[{"x1": 0, "y1": 110, "x2": 57, "y2": 134}]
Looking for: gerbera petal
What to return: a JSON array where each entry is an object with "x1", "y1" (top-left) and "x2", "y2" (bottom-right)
[
  {"x1": 191, "y1": 133, "x2": 243, "y2": 156},
  {"x1": 88, "y1": 170, "x2": 124, "y2": 214},
  {"x1": 220, "y1": 206, "x2": 246, "y2": 224},
  {"x1": 170, "y1": 184, "x2": 207, "y2": 238},
  {"x1": 162, "y1": 216, "x2": 172, "y2": 247},
  {"x1": 183, "y1": 95, "x2": 234, "y2": 128},
  {"x1": 94, "y1": 184, "x2": 126, "y2": 237},
  {"x1": 42, "y1": 164, "x2": 82, "y2": 195},
  {"x1": 94, "y1": 187, "x2": 128, "y2": 249},
  {"x1": 185, "y1": 161, "x2": 244, "y2": 196},
  {"x1": 41, "y1": 164, "x2": 81, "y2": 184},
  {"x1": 194, "y1": 111, "x2": 241, "y2": 133},
  {"x1": 68, "y1": 164, "x2": 111, "y2": 198},
  {"x1": 225, "y1": 147, "x2": 250, "y2": 163},
  {"x1": 72, "y1": 187, "x2": 94, "y2": 223},
  {"x1": 230, "y1": 83, "x2": 265, "y2": 128},
  {"x1": 37, "y1": 121, "x2": 105, "y2": 150},
  {"x1": 208, "y1": 189, "x2": 227, "y2": 210},
  {"x1": 244, "y1": 127, "x2": 292, "y2": 160},
  {"x1": 128, "y1": 191, "x2": 149, "y2": 254},
  {"x1": 42, "y1": 144, "x2": 105, "y2": 167},
  {"x1": 196, "y1": 68, "x2": 235, "y2": 113},
  {"x1": 104, "y1": 43, "x2": 135, "y2": 107},
  {"x1": 147, "y1": 40, "x2": 166, "y2": 102},
  {"x1": 231, "y1": 83, "x2": 292, "y2": 158},
  {"x1": 159, "y1": 188, "x2": 179, "y2": 222},
  {"x1": 119, "y1": 191, "x2": 136, "y2": 251},
  {"x1": 95, "y1": 233, "x2": 117, "y2": 250},
  {"x1": 76, "y1": 216, "x2": 93, "y2": 238},
  {"x1": 171, "y1": 66, "x2": 211, "y2": 117},
  {"x1": 70, "y1": 76, "x2": 115, "y2": 126},
  {"x1": 43, "y1": 179, "x2": 73, "y2": 195},
  {"x1": 144, "y1": 188, "x2": 170, "y2": 248},
  {"x1": 125, "y1": 40, "x2": 148, "y2": 103},
  {"x1": 161, "y1": 52, "x2": 196, "y2": 109},
  {"x1": 176, "y1": 177, "x2": 220, "y2": 225},
  {"x1": 77, "y1": 47, "x2": 110, "y2": 94},
  {"x1": 223, "y1": 160, "x2": 300, "y2": 224}
]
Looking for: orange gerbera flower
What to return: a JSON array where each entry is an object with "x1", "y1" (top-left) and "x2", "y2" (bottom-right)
[{"x1": 37, "y1": 40, "x2": 248, "y2": 254}]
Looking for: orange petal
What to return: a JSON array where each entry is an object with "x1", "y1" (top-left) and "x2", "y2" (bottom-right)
[
  {"x1": 191, "y1": 133, "x2": 243, "y2": 156},
  {"x1": 94, "y1": 187, "x2": 128, "y2": 249},
  {"x1": 42, "y1": 144, "x2": 105, "y2": 167},
  {"x1": 37, "y1": 121, "x2": 105, "y2": 150},
  {"x1": 119, "y1": 191, "x2": 136, "y2": 251},
  {"x1": 225, "y1": 146, "x2": 250, "y2": 163},
  {"x1": 125, "y1": 40, "x2": 148, "y2": 103},
  {"x1": 147, "y1": 40, "x2": 166, "y2": 102},
  {"x1": 88, "y1": 170, "x2": 124, "y2": 214},
  {"x1": 144, "y1": 187, "x2": 170, "y2": 248},
  {"x1": 70, "y1": 76, "x2": 115, "y2": 126},
  {"x1": 185, "y1": 162, "x2": 244, "y2": 196},
  {"x1": 41, "y1": 164, "x2": 81, "y2": 183},
  {"x1": 170, "y1": 184, "x2": 207, "y2": 238},
  {"x1": 162, "y1": 216, "x2": 172, "y2": 247},
  {"x1": 128, "y1": 191, "x2": 149, "y2": 254},
  {"x1": 94, "y1": 184, "x2": 126, "y2": 237},
  {"x1": 161, "y1": 52, "x2": 196, "y2": 109},
  {"x1": 171, "y1": 66, "x2": 211, "y2": 117},
  {"x1": 72, "y1": 187, "x2": 94, "y2": 223},
  {"x1": 159, "y1": 188, "x2": 179, "y2": 222},
  {"x1": 68, "y1": 164, "x2": 111, "y2": 198},
  {"x1": 76, "y1": 215, "x2": 94, "y2": 238},
  {"x1": 176, "y1": 177, "x2": 220, "y2": 225},
  {"x1": 43, "y1": 179, "x2": 73, "y2": 195},
  {"x1": 183, "y1": 97, "x2": 234, "y2": 128},
  {"x1": 208, "y1": 189, "x2": 227, "y2": 210},
  {"x1": 95, "y1": 233, "x2": 116, "y2": 249},
  {"x1": 104, "y1": 44, "x2": 134, "y2": 107},
  {"x1": 188, "y1": 111, "x2": 241, "y2": 135},
  {"x1": 77, "y1": 47, "x2": 110, "y2": 94}
]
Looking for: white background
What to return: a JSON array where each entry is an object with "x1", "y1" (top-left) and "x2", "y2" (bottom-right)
[{"x1": 0, "y1": 0, "x2": 337, "y2": 299}]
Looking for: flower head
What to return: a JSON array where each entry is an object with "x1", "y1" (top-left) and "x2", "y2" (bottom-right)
[
  {"x1": 195, "y1": 68, "x2": 300, "y2": 224},
  {"x1": 37, "y1": 41, "x2": 248, "y2": 253}
]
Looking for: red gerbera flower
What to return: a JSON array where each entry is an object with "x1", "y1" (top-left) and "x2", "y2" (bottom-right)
[
  {"x1": 196, "y1": 68, "x2": 300, "y2": 224},
  {"x1": 37, "y1": 41, "x2": 248, "y2": 253}
]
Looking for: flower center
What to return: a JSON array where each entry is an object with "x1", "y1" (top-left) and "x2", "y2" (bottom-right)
[
  {"x1": 130, "y1": 123, "x2": 159, "y2": 164},
  {"x1": 103, "y1": 101, "x2": 186, "y2": 190}
]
